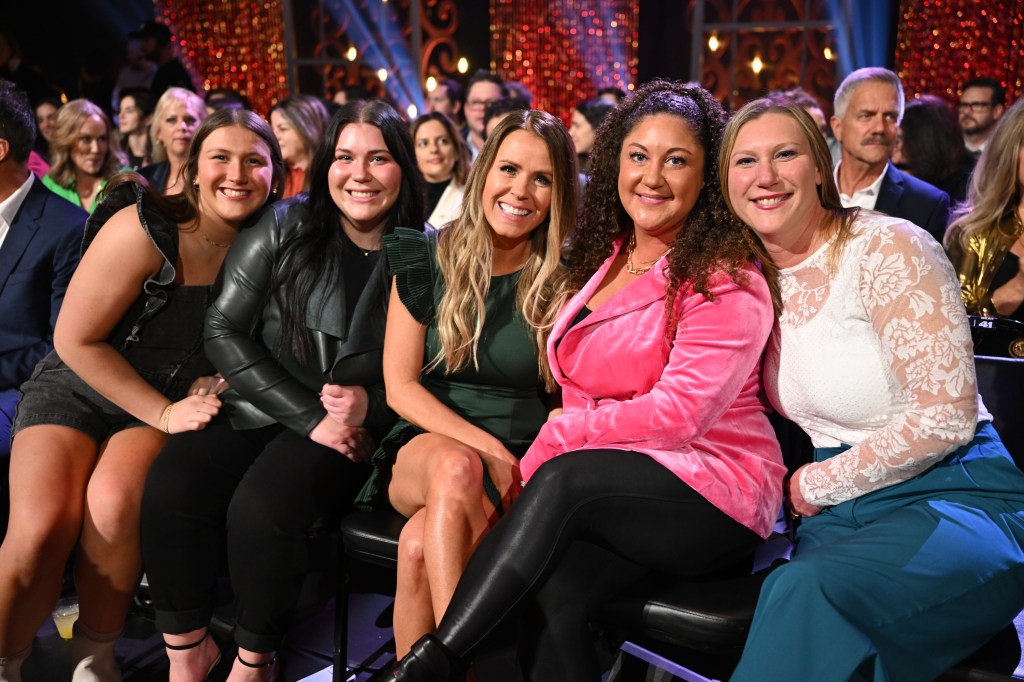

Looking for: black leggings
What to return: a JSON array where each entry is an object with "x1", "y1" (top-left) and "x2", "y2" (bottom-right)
[
  {"x1": 434, "y1": 449, "x2": 760, "y2": 682},
  {"x1": 140, "y1": 418, "x2": 367, "y2": 652}
]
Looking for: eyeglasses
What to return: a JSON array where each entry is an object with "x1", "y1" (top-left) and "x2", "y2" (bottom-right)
[
  {"x1": 465, "y1": 98, "x2": 497, "y2": 110},
  {"x1": 957, "y1": 101, "x2": 994, "y2": 112}
]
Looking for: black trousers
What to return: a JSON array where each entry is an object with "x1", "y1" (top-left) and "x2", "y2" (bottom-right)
[
  {"x1": 434, "y1": 449, "x2": 761, "y2": 682},
  {"x1": 140, "y1": 418, "x2": 368, "y2": 652}
]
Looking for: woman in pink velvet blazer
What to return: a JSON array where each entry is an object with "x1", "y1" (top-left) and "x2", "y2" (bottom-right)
[{"x1": 370, "y1": 80, "x2": 786, "y2": 682}]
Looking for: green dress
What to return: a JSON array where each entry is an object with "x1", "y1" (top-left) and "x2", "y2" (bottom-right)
[{"x1": 355, "y1": 227, "x2": 549, "y2": 511}]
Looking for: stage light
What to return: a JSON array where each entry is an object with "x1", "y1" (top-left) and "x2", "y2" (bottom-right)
[
  {"x1": 407, "y1": 104, "x2": 418, "y2": 118},
  {"x1": 426, "y1": 76, "x2": 437, "y2": 92},
  {"x1": 708, "y1": 34, "x2": 720, "y2": 52},
  {"x1": 824, "y1": 46, "x2": 834, "y2": 60},
  {"x1": 346, "y1": 46, "x2": 358, "y2": 61},
  {"x1": 457, "y1": 57, "x2": 469, "y2": 74},
  {"x1": 752, "y1": 56, "x2": 764, "y2": 74},
  {"x1": 378, "y1": 68, "x2": 389, "y2": 82}
]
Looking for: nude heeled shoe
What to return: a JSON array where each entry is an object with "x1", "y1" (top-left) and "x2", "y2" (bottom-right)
[{"x1": 71, "y1": 622, "x2": 122, "y2": 682}]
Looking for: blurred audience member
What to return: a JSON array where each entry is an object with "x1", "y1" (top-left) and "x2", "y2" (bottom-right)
[
  {"x1": 118, "y1": 88, "x2": 156, "y2": 170},
  {"x1": 131, "y1": 20, "x2": 194, "y2": 96},
  {"x1": 505, "y1": 81, "x2": 534, "y2": 107},
  {"x1": 959, "y1": 77, "x2": 1006, "y2": 154},
  {"x1": 427, "y1": 78, "x2": 465, "y2": 133},
  {"x1": 205, "y1": 88, "x2": 252, "y2": 115},
  {"x1": 483, "y1": 98, "x2": 529, "y2": 140},
  {"x1": 0, "y1": 80, "x2": 86, "y2": 461},
  {"x1": 831, "y1": 67, "x2": 950, "y2": 243},
  {"x1": 33, "y1": 97, "x2": 61, "y2": 163},
  {"x1": 569, "y1": 96, "x2": 615, "y2": 174},
  {"x1": 0, "y1": 26, "x2": 56, "y2": 105},
  {"x1": 269, "y1": 94, "x2": 331, "y2": 197},
  {"x1": 412, "y1": 111, "x2": 470, "y2": 228},
  {"x1": 112, "y1": 40, "x2": 157, "y2": 110},
  {"x1": 42, "y1": 99, "x2": 127, "y2": 214},
  {"x1": 896, "y1": 94, "x2": 976, "y2": 205},
  {"x1": 946, "y1": 97, "x2": 1024, "y2": 321},
  {"x1": 332, "y1": 85, "x2": 372, "y2": 108},
  {"x1": 463, "y1": 70, "x2": 506, "y2": 161},
  {"x1": 769, "y1": 86, "x2": 841, "y2": 165},
  {"x1": 142, "y1": 87, "x2": 206, "y2": 194},
  {"x1": 597, "y1": 86, "x2": 627, "y2": 104}
]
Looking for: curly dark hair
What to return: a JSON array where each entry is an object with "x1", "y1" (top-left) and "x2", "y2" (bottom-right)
[{"x1": 568, "y1": 79, "x2": 753, "y2": 326}]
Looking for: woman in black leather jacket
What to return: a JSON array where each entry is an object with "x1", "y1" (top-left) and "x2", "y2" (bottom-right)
[{"x1": 140, "y1": 100, "x2": 425, "y2": 681}]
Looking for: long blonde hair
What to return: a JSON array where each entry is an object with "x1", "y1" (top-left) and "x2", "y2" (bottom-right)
[
  {"x1": 946, "y1": 97, "x2": 1024, "y2": 250},
  {"x1": 46, "y1": 99, "x2": 127, "y2": 188},
  {"x1": 432, "y1": 110, "x2": 577, "y2": 391}
]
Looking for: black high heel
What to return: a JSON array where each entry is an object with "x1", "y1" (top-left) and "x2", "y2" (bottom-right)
[{"x1": 367, "y1": 634, "x2": 459, "y2": 682}]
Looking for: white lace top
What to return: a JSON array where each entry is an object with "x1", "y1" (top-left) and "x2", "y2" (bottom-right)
[{"x1": 766, "y1": 212, "x2": 990, "y2": 507}]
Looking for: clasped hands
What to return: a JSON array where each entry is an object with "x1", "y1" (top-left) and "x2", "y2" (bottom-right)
[{"x1": 311, "y1": 384, "x2": 373, "y2": 463}]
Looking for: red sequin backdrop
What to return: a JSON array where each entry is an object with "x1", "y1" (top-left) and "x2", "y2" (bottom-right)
[
  {"x1": 490, "y1": 0, "x2": 639, "y2": 118},
  {"x1": 896, "y1": 0, "x2": 1024, "y2": 103},
  {"x1": 153, "y1": 0, "x2": 289, "y2": 114}
]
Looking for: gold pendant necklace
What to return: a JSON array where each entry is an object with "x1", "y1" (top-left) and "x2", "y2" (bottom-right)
[{"x1": 624, "y1": 231, "x2": 669, "y2": 275}]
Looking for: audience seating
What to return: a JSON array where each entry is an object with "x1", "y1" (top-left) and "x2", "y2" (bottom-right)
[{"x1": 333, "y1": 356, "x2": 1024, "y2": 682}]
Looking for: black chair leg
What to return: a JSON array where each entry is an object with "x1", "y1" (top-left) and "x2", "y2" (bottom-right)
[{"x1": 334, "y1": 557, "x2": 349, "y2": 682}]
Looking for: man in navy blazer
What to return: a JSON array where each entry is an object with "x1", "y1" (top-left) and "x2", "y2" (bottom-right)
[
  {"x1": 0, "y1": 80, "x2": 86, "y2": 459},
  {"x1": 831, "y1": 67, "x2": 951, "y2": 243}
]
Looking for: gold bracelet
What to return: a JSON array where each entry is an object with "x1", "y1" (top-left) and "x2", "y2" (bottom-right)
[{"x1": 160, "y1": 403, "x2": 174, "y2": 434}]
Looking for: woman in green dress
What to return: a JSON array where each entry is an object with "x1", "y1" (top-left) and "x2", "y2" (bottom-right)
[{"x1": 354, "y1": 110, "x2": 577, "y2": 657}]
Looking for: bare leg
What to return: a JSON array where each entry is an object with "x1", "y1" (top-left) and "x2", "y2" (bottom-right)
[
  {"x1": 165, "y1": 628, "x2": 221, "y2": 682},
  {"x1": 77, "y1": 426, "x2": 167, "y2": 635},
  {"x1": 393, "y1": 510, "x2": 435, "y2": 656},
  {"x1": 225, "y1": 647, "x2": 276, "y2": 682},
  {"x1": 0, "y1": 425, "x2": 96, "y2": 655},
  {"x1": 387, "y1": 434, "x2": 504, "y2": 643}
]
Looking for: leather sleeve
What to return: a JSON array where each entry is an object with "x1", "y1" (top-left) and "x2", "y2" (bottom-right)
[{"x1": 204, "y1": 204, "x2": 327, "y2": 437}]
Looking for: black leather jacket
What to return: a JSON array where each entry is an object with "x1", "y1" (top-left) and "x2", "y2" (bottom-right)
[{"x1": 205, "y1": 196, "x2": 393, "y2": 438}]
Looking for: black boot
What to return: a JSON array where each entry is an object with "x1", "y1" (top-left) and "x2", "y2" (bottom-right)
[{"x1": 368, "y1": 634, "x2": 459, "y2": 682}]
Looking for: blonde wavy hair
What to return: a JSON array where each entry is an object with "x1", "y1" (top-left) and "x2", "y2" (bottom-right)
[
  {"x1": 432, "y1": 110, "x2": 577, "y2": 391},
  {"x1": 945, "y1": 96, "x2": 1024, "y2": 250},
  {"x1": 46, "y1": 99, "x2": 127, "y2": 188}
]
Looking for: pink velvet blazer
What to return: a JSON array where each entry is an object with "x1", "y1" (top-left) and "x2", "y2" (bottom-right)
[{"x1": 521, "y1": 248, "x2": 786, "y2": 538}]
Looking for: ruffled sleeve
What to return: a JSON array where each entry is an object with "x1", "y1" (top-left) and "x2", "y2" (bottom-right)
[{"x1": 383, "y1": 226, "x2": 438, "y2": 325}]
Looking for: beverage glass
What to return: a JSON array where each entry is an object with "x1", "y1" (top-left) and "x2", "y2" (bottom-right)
[{"x1": 52, "y1": 597, "x2": 79, "y2": 640}]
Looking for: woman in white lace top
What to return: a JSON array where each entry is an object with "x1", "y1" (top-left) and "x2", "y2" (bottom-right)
[{"x1": 722, "y1": 99, "x2": 1024, "y2": 682}]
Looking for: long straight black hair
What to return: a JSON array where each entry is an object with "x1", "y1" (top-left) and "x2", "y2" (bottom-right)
[{"x1": 274, "y1": 100, "x2": 425, "y2": 361}]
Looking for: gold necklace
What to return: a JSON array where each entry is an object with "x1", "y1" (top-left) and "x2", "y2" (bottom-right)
[
  {"x1": 624, "y1": 231, "x2": 670, "y2": 275},
  {"x1": 196, "y1": 227, "x2": 231, "y2": 249}
]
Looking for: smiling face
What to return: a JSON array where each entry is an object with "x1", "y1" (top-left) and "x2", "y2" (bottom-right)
[
  {"x1": 70, "y1": 114, "x2": 110, "y2": 177},
  {"x1": 327, "y1": 122, "x2": 403, "y2": 235},
  {"x1": 195, "y1": 124, "x2": 274, "y2": 230},
  {"x1": 726, "y1": 112, "x2": 826, "y2": 264},
  {"x1": 270, "y1": 109, "x2": 308, "y2": 169},
  {"x1": 617, "y1": 113, "x2": 705, "y2": 241},
  {"x1": 831, "y1": 80, "x2": 900, "y2": 170},
  {"x1": 157, "y1": 99, "x2": 204, "y2": 162},
  {"x1": 481, "y1": 129, "x2": 554, "y2": 250},
  {"x1": 414, "y1": 119, "x2": 456, "y2": 183},
  {"x1": 569, "y1": 109, "x2": 595, "y2": 155}
]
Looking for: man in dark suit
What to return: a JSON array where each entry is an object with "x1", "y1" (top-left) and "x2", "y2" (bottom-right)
[
  {"x1": 0, "y1": 80, "x2": 86, "y2": 459},
  {"x1": 831, "y1": 67, "x2": 950, "y2": 243}
]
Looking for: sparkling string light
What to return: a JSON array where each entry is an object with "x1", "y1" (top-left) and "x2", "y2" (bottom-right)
[
  {"x1": 895, "y1": 0, "x2": 1024, "y2": 103},
  {"x1": 490, "y1": 0, "x2": 639, "y2": 120},
  {"x1": 153, "y1": 0, "x2": 289, "y2": 114}
]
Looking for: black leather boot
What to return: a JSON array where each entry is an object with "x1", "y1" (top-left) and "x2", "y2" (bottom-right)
[{"x1": 367, "y1": 634, "x2": 459, "y2": 682}]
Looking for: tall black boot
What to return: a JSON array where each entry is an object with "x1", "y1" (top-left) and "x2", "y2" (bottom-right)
[{"x1": 367, "y1": 634, "x2": 460, "y2": 682}]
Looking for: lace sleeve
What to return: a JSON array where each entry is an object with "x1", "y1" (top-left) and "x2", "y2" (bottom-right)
[{"x1": 797, "y1": 223, "x2": 978, "y2": 507}]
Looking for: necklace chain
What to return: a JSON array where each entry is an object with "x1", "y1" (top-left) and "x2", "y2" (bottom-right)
[
  {"x1": 625, "y1": 231, "x2": 670, "y2": 276},
  {"x1": 196, "y1": 227, "x2": 230, "y2": 249}
]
